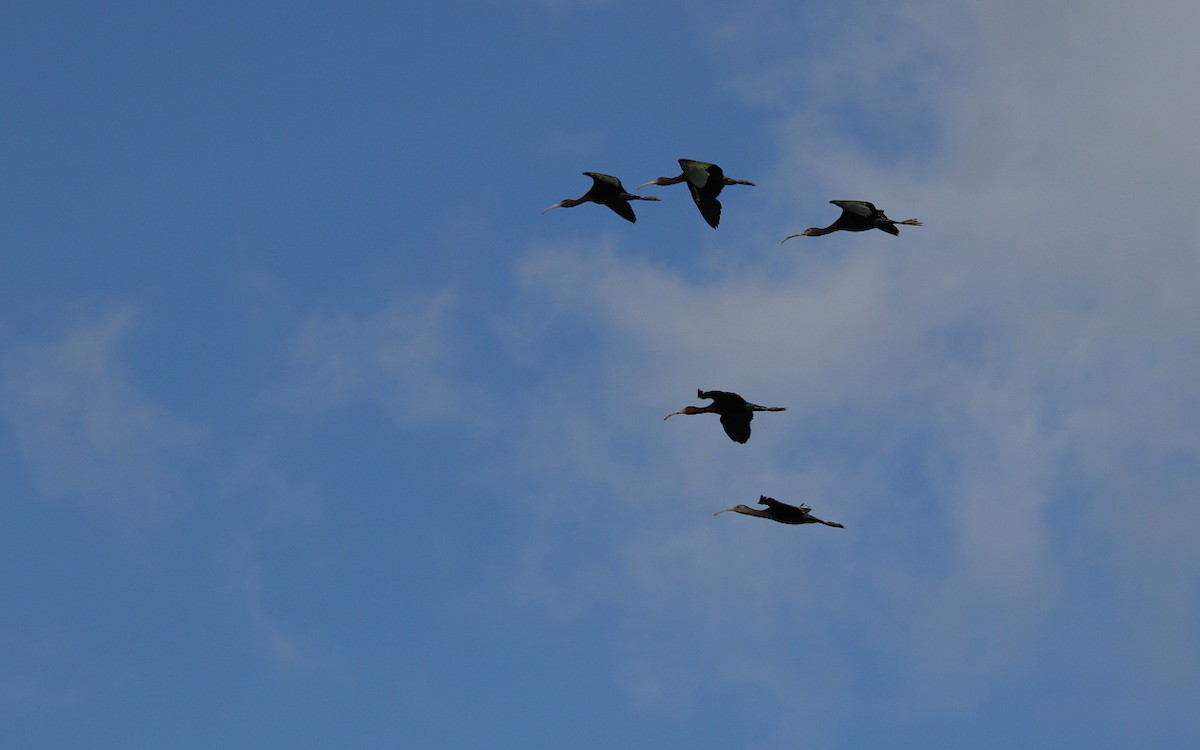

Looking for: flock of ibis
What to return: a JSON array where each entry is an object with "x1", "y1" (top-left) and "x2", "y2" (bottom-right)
[{"x1": 546, "y1": 158, "x2": 924, "y2": 530}]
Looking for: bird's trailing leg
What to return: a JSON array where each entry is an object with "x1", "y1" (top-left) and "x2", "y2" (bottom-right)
[{"x1": 747, "y1": 403, "x2": 786, "y2": 412}]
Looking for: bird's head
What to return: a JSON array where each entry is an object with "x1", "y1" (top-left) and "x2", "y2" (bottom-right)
[
  {"x1": 663, "y1": 406, "x2": 705, "y2": 420},
  {"x1": 543, "y1": 196, "x2": 590, "y2": 212},
  {"x1": 781, "y1": 228, "x2": 823, "y2": 242}
]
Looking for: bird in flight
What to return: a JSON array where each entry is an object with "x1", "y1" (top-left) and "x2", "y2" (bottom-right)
[
  {"x1": 663, "y1": 388, "x2": 785, "y2": 444},
  {"x1": 543, "y1": 172, "x2": 660, "y2": 223},
  {"x1": 638, "y1": 159, "x2": 755, "y2": 228},
  {"x1": 715, "y1": 496, "x2": 845, "y2": 528},
  {"x1": 781, "y1": 200, "x2": 922, "y2": 240}
]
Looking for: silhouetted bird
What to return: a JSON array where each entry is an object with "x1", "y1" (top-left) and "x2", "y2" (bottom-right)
[
  {"x1": 544, "y1": 172, "x2": 660, "y2": 223},
  {"x1": 781, "y1": 200, "x2": 922, "y2": 240},
  {"x1": 715, "y1": 496, "x2": 844, "y2": 528},
  {"x1": 638, "y1": 159, "x2": 754, "y2": 228},
  {"x1": 663, "y1": 388, "x2": 785, "y2": 444}
]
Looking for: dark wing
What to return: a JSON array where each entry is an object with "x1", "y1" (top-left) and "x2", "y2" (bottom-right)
[
  {"x1": 832, "y1": 200, "x2": 877, "y2": 219},
  {"x1": 700, "y1": 389, "x2": 753, "y2": 443},
  {"x1": 758, "y1": 496, "x2": 802, "y2": 511},
  {"x1": 605, "y1": 198, "x2": 638, "y2": 223},
  {"x1": 699, "y1": 390, "x2": 747, "y2": 408},
  {"x1": 870, "y1": 207, "x2": 902, "y2": 234},
  {"x1": 758, "y1": 496, "x2": 808, "y2": 523},
  {"x1": 680, "y1": 160, "x2": 725, "y2": 228},
  {"x1": 584, "y1": 172, "x2": 625, "y2": 192},
  {"x1": 679, "y1": 160, "x2": 722, "y2": 193},
  {"x1": 719, "y1": 412, "x2": 752, "y2": 443},
  {"x1": 582, "y1": 174, "x2": 638, "y2": 222},
  {"x1": 694, "y1": 194, "x2": 722, "y2": 228}
]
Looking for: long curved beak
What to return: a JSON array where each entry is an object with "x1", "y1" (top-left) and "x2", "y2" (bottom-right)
[
  {"x1": 542, "y1": 202, "x2": 564, "y2": 214},
  {"x1": 663, "y1": 409, "x2": 686, "y2": 420},
  {"x1": 780, "y1": 232, "x2": 803, "y2": 243},
  {"x1": 714, "y1": 507, "x2": 737, "y2": 516},
  {"x1": 636, "y1": 180, "x2": 657, "y2": 189}
]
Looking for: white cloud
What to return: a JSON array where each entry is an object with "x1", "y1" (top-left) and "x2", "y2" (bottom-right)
[
  {"x1": 501, "y1": 0, "x2": 1200, "y2": 730},
  {"x1": 0, "y1": 307, "x2": 191, "y2": 523},
  {"x1": 281, "y1": 288, "x2": 477, "y2": 426}
]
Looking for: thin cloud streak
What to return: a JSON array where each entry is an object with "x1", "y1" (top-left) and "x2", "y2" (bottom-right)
[
  {"x1": 0, "y1": 307, "x2": 192, "y2": 522},
  {"x1": 281, "y1": 288, "x2": 475, "y2": 424}
]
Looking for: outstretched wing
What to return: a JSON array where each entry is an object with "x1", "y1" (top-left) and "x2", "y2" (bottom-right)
[
  {"x1": 605, "y1": 198, "x2": 637, "y2": 223},
  {"x1": 719, "y1": 412, "x2": 752, "y2": 443},
  {"x1": 699, "y1": 389, "x2": 745, "y2": 405},
  {"x1": 832, "y1": 200, "x2": 876, "y2": 219},
  {"x1": 679, "y1": 160, "x2": 722, "y2": 192},
  {"x1": 680, "y1": 160, "x2": 725, "y2": 228},
  {"x1": 758, "y1": 496, "x2": 810, "y2": 524},
  {"x1": 694, "y1": 195, "x2": 722, "y2": 228},
  {"x1": 584, "y1": 172, "x2": 624, "y2": 191}
]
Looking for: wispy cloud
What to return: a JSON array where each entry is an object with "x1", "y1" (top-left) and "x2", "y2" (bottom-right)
[
  {"x1": 215, "y1": 534, "x2": 324, "y2": 673},
  {"x1": 0, "y1": 307, "x2": 192, "y2": 524},
  {"x1": 281, "y1": 288, "x2": 477, "y2": 425},
  {"x1": 499, "y1": 0, "x2": 1200, "y2": 731}
]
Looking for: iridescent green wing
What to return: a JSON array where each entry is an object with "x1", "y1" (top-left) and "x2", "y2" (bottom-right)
[{"x1": 679, "y1": 160, "x2": 724, "y2": 228}]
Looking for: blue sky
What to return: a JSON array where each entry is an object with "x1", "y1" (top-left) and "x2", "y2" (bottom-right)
[{"x1": 3, "y1": 1, "x2": 1199, "y2": 747}]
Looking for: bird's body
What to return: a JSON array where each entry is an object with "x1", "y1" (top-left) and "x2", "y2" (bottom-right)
[
  {"x1": 663, "y1": 388, "x2": 785, "y2": 444},
  {"x1": 715, "y1": 496, "x2": 844, "y2": 528},
  {"x1": 638, "y1": 159, "x2": 754, "y2": 228},
  {"x1": 781, "y1": 200, "x2": 922, "y2": 240},
  {"x1": 544, "y1": 172, "x2": 660, "y2": 223}
]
